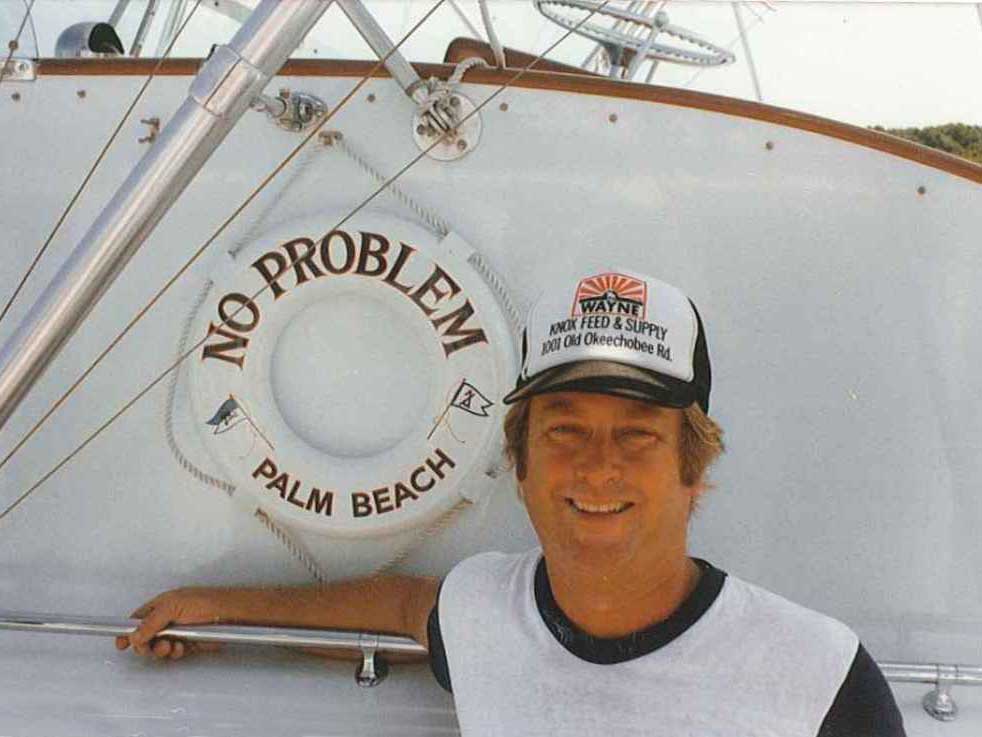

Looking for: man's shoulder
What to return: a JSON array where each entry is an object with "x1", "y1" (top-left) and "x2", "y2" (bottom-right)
[
  {"x1": 726, "y1": 570, "x2": 858, "y2": 641},
  {"x1": 716, "y1": 571, "x2": 859, "y2": 670},
  {"x1": 438, "y1": 547, "x2": 541, "y2": 617},
  {"x1": 444, "y1": 547, "x2": 540, "y2": 586}
]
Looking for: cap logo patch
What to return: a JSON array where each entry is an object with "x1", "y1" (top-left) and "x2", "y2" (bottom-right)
[{"x1": 572, "y1": 273, "x2": 647, "y2": 319}]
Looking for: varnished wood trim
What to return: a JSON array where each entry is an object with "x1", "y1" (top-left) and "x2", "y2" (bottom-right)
[
  {"x1": 39, "y1": 58, "x2": 203, "y2": 75},
  {"x1": 35, "y1": 57, "x2": 982, "y2": 184},
  {"x1": 444, "y1": 37, "x2": 595, "y2": 76}
]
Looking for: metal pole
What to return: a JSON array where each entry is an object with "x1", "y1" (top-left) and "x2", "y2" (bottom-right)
[
  {"x1": 624, "y1": 9, "x2": 663, "y2": 81},
  {"x1": 108, "y1": 0, "x2": 132, "y2": 29},
  {"x1": 880, "y1": 662, "x2": 982, "y2": 687},
  {"x1": 644, "y1": 58, "x2": 659, "y2": 84},
  {"x1": 154, "y1": 0, "x2": 191, "y2": 57},
  {"x1": 0, "y1": 0, "x2": 334, "y2": 431},
  {"x1": 732, "y1": 1, "x2": 763, "y2": 102},
  {"x1": 336, "y1": 0, "x2": 425, "y2": 99},
  {"x1": 0, "y1": 609, "x2": 426, "y2": 655},
  {"x1": 582, "y1": 0, "x2": 642, "y2": 70},
  {"x1": 129, "y1": 0, "x2": 161, "y2": 57}
]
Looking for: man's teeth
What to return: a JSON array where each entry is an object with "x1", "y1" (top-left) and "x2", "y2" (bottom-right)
[{"x1": 568, "y1": 499, "x2": 632, "y2": 514}]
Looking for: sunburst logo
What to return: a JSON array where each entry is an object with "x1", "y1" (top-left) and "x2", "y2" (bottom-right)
[{"x1": 572, "y1": 273, "x2": 647, "y2": 319}]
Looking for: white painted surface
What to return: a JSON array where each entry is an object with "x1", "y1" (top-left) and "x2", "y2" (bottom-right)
[{"x1": 0, "y1": 68, "x2": 979, "y2": 733}]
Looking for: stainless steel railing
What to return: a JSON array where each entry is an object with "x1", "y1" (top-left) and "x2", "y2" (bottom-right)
[
  {"x1": 0, "y1": 609, "x2": 425, "y2": 687},
  {"x1": 881, "y1": 662, "x2": 982, "y2": 722}
]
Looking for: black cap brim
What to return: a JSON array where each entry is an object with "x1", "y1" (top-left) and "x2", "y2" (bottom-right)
[{"x1": 502, "y1": 360, "x2": 698, "y2": 408}]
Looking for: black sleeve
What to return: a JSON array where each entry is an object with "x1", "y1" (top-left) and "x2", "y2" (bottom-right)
[
  {"x1": 816, "y1": 643, "x2": 906, "y2": 737},
  {"x1": 427, "y1": 581, "x2": 452, "y2": 693}
]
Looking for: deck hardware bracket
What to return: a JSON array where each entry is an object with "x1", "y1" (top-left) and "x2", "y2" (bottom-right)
[
  {"x1": 139, "y1": 117, "x2": 160, "y2": 144},
  {"x1": 251, "y1": 89, "x2": 327, "y2": 132},
  {"x1": 412, "y1": 87, "x2": 481, "y2": 162},
  {"x1": 1, "y1": 58, "x2": 37, "y2": 82},
  {"x1": 356, "y1": 633, "x2": 390, "y2": 687},
  {"x1": 922, "y1": 666, "x2": 959, "y2": 721}
]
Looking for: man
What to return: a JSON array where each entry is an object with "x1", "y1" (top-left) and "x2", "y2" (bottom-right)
[{"x1": 117, "y1": 268, "x2": 906, "y2": 736}]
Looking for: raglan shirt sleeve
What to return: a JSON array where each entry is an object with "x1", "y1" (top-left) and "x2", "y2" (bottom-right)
[
  {"x1": 427, "y1": 580, "x2": 453, "y2": 693},
  {"x1": 816, "y1": 642, "x2": 906, "y2": 737}
]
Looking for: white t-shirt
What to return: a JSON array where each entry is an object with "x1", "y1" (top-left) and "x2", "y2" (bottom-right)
[{"x1": 427, "y1": 548, "x2": 905, "y2": 737}]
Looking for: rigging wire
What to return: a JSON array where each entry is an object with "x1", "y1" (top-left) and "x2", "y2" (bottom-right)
[
  {"x1": 20, "y1": 0, "x2": 39, "y2": 62},
  {"x1": 448, "y1": 0, "x2": 485, "y2": 41},
  {"x1": 0, "y1": 0, "x2": 205, "y2": 329},
  {"x1": 0, "y1": 0, "x2": 452, "y2": 521},
  {"x1": 0, "y1": 0, "x2": 37, "y2": 87},
  {"x1": 0, "y1": 0, "x2": 612, "y2": 526}
]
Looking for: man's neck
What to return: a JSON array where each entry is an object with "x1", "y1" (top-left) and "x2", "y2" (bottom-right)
[{"x1": 542, "y1": 550, "x2": 703, "y2": 639}]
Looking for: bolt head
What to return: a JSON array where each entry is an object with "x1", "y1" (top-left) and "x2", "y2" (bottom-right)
[
  {"x1": 917, "y1": 185, "x2": 927, "y2": 195},
  {"x1": 499, "y1": 102, "x2": 509, "y2": 112},
  {"x1": 416, "y1": 124, "x2": 427, "y2": 136},
  {"x1": 367, "y1": 93, "x2": 376, "y2": 103},
  {"x1": 11, "y1": 91, "x2": 21, "y2": 102},
  {"x1": 8, "y1": 40, "x2": 18, "y2": 52},
  {"x1": 77, "y1": 90, "x2": 86, "y2": 99},
  {"x1": 608, "y1": 113, "x2": 618, "y2": 123},
  {"x1": 450, "y1": 96, "x2": 460, "y2": 107},
  {"x1": 456, "y1": 139, "x2": 468, "y2": 151},
  {"x1": 765, "y1": 141, "x2": 774, "y2": 150}
]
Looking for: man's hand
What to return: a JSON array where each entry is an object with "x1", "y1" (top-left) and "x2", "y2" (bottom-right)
[{"x1": 115, "y1": 587, "x2": 224, "y2": 661}]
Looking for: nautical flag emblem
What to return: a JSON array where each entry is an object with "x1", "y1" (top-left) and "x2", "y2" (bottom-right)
[
  {"x1": 450, "y1": 380, "x2": 493, "y2": 418},
  {"x1": 206, "y1": 397, "x2": 243, "y2": 434},
  {"x1": 572, "y1": 272, "x2": 647, "y2": 319}
]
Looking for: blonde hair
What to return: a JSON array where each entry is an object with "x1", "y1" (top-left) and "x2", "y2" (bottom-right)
[{"x1": 502, "y1": 397, "x2": 725, "y2": 503}]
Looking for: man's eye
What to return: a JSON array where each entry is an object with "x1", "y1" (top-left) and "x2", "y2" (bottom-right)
[
  {"x1": 617, "y1": 428, "x2": 659, "y2": 443},
  {"x1": 548, "y1": 425, "x2": 586, "y2": 438}
]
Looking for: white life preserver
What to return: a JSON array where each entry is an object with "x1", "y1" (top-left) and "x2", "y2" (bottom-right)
[{"x1": 188, "y1": 213, "x2": 516, "y2": 537}]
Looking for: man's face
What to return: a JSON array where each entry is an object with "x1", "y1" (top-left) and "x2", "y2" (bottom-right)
[{"x1": 521, "y1": 391, "x2": 695, "y2": 568}]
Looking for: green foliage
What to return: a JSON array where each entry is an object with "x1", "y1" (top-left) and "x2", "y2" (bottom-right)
[{"x1": 870, "y1": 123, "x2": 982, "y2": 165}]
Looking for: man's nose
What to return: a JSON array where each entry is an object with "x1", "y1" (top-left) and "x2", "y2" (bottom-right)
[{"x1": 574, "y1": 432, "x2": 623, "y2": 486}]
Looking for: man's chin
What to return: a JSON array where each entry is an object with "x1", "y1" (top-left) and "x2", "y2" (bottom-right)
[{"x1": 560, "y1": 530, "x2": 636, "y2": 561}]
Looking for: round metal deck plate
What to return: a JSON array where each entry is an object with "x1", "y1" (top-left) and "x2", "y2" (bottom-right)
[{"x1": 412, "y1": 92, "x2": 482, "y2": 162}]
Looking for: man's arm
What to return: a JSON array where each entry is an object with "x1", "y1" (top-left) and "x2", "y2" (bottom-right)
[
  {"x1": 115, "y1": 575, "x2": 441, "y2": 662},
  {"x1": 816, "y1": 643, "x2": 906, "y2": 737}
]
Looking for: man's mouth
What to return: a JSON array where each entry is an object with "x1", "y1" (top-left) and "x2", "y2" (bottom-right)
[{"x1": 566, "y1": 498, "x2": 634, "y2": 515}]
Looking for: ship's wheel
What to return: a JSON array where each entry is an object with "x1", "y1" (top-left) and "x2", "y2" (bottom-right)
[{"x1": 534, "y1": 0, "x2": 735, "y2": 80}]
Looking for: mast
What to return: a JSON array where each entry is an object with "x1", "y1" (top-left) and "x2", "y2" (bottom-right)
[{"x1": 0, "y1": 0, "x2": 334, "y2": 430}]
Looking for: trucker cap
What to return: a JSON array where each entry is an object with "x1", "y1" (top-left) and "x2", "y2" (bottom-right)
[{"x1": 502, "y1": 269, "x2": 711, "y2": 413}]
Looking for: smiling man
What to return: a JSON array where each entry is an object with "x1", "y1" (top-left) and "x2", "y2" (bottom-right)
[{"x1": 118, "y1": 268, "x2": 905, "y2": 736}]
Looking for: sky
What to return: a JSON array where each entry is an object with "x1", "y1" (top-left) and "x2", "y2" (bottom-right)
[{"x1": 3, "y1": 1, "x2": 981, "y2": 127}]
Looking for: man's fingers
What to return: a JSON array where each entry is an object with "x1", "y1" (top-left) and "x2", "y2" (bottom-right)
[
  {"x1": 169, "y1": 640, "x2": 186, "y2": 660},
  {"x1": 114, "y1": 636, "x2": 129, "y2": 651},
  {"x1": 130, "y1": 607, "x2": 175, "y2": 649},
  {"x1": 152, "y1": 639, "x2": 173, "y2": 659}
]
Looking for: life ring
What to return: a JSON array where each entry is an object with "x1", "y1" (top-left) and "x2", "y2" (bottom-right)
[{"x1": 188, "y1": 213, "x2": 516, "y2": 537}]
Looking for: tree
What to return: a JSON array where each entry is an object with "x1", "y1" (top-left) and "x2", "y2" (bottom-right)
[{"x1": 871, "y1": 124, "x2": 982, "y2": 165}]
